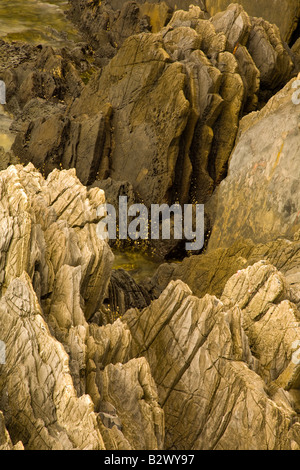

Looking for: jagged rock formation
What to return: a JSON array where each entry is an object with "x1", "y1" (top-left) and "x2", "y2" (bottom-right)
[
  {"x1": 146, "y1": 237, "x2": 300, "y2": 306},
  {"x1": 10, "y1": 3, "x2": 298, "y2": 213},
  {"x1": 69, "y1": 0, "x2": 300, "y2": 47},
  {"x1": 103, "y1": 268, "x2": 152, "y2": 319},
  {"x1": 205, "y1": 0, "x2": 300, "y2": 43},
  {"x1": 0, "y1": 411, "x2": 23, "y2": 450},
  {"x1": 125, "y1": 262, "x2": 300, "y2": 450},
  {"x1": 0, "y1": 273, "x2": 107, "y2": 450},
  {"x1": 207, "y1": 72, "x2": 300, "y2": 250},
  {"x1": 2, "y1": 164, "x2": 300, "y2": 450},
  {"x1": 0, "y1": 41, "x2": 92, "y2": 113},
  {"x1": 0, "y1": 164, "x2": 164, "y2": 450},
  {"x1": 0, "y1": 163, "x2": 113, "y2": 318},
  {"x1": 0, "y1": 39, "x2": 97, "y2": 177},
  {"x1": 145, "y1": 66, "x2": 300, "y2": 300},
  {"x1": 0, "y1": 1, "x2": 300, "y2": 452}
]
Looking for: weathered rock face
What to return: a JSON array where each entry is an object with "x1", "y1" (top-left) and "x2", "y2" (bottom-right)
[
  {"x1": 69, "y1": 0, "x2": 300, "y2": 46},
  {"x1": 108, "y1": 0, "x2": 205, "y2": 10},
  {"x1": 220, "y1": 262, "x2": 300, "y2": 385},
  {"x1": 12, "y1": 4, "x2": 297, "y2": 211},
  {"x1": 293, "y1": 37, "x2": 300, "y2": 70},
  {"x1": 1, "y1": 1, "x2": 300, "y2": 452},
  {"x1": 0, "y1": 271, "x2": 164, "y2": 450},
  {"x1": 72, "y1": 31, "x2": 191, "y2": 204},
  {"x1": 205, "y1": 0, "x2": 300, "y2": 43},
  {"x1": 0, "y1": 38, "x2": 100, "y2": 175},
  {"x1": 0, "y1": 164, "x2": 164, "y2": 450},
  {"x1": 68, "y1": 1, "x2": 206, "y2": 59},
  {"x1": 0, "y1": 41, "x2": 92, "y2": 114},
  {"x1": 207, "y1": 73, "x2": 300, "y2": 251},
  {"x1": 105, "y1": 268, "x2": 152, "y2": 318},
  {"x1": 0, "y1": 163, "x2": 114, "y2": 319},
  {"x1": 125, "y1": 262, "x2": 300, "y2": 450},
  {"x1": 0, "y1": 411, "x2": 23, "y2": 450},
  {"x1": 0, "y1": 273, "x2": 106, "y2": 450},
  {"x1": 146, "y1": 236, "x2": 300, "y2": 303},
  {"x1": 1, "y1": 164, "x2": 300, "y2": 450}
]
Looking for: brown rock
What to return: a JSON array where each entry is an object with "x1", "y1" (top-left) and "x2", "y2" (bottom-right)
[{"x1": 205, "y1": 0, "x2": 300, "y2": 43}]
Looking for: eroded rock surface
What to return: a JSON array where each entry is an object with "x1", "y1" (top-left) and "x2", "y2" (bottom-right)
[
  {"x1": 0, "y1": 273, "x2": 106, "y2": 450},
  {"x1": 207, "y1": 73, "x2": 300, "y2": 251},
  {"x1": 0, "y1": 164, "x2": 164, "y2": 450},
  {"x1": 205, "y1": 0, "x2": 300, "y2": 43},
  {"x1": 11, "y1": 4, "x2": 298, "y2": 211},
  {"x1": 0, "y1": 411, "x2": 23, "y2": 450},
  {"x1": 1, "y1": 163, "x2": 300, "y2": 450},
  {"x1": 69, "y1": 0, "x2": 300, "y2": 47},
  {"x1": 146, "y1": 237, "x2": 300, "y2": 303},
  {"x1": 125, "y1": 263, "x2": 300, "y2": 450},
  {"x1": 1, "y1": 1, "x2": 300, "y2": 453}
]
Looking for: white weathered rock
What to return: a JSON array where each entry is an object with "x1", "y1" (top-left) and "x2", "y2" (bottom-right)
[{"x1": 0, "y1": 164, "x2": 114, "y2": 320}]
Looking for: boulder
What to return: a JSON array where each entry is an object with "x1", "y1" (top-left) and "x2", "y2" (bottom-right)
[{"x1": 208, "y1": 73, "x2": 300, "y2": 251}]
